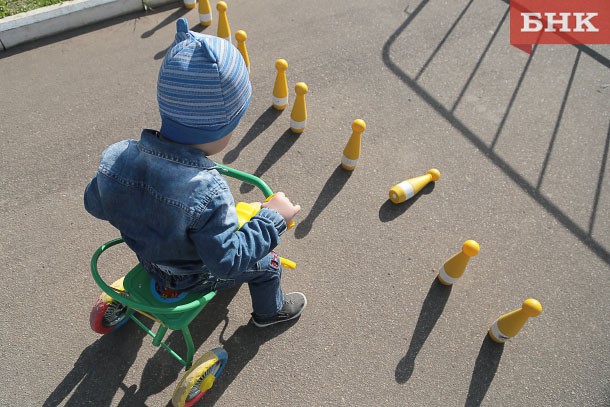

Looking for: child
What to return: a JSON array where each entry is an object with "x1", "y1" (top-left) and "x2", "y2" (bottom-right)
[{"x1": 84, "y1": 18, "x2": 305, "y2": 328}]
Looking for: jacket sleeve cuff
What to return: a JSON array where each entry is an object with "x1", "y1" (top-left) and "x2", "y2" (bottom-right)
[{"x1": 256, "y1": 207, "x2": 287, "y2": 236}]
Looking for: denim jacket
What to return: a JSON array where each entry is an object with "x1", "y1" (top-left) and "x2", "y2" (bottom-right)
[{"x1": 84, "y1": 129, "x2": 286, "y2": 289}]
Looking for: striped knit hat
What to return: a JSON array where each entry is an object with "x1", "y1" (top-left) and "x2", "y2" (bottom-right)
[{"x1": 157, "y1": 18, "x2": 251, "y2": 144}]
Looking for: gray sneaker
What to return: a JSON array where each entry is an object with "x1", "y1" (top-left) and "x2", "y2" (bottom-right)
[{"x1": 251, "y1": 292, "x2": 307, "y2": 328}]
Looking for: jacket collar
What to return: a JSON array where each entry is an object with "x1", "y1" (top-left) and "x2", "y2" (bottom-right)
[{"x1": 138, "y1": 129, "x2": 217, "y2": 170}]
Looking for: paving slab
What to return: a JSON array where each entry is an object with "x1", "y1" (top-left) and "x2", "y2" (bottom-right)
[{"x1": 0, "y1": 0, "x2": 609, "y2": 406}]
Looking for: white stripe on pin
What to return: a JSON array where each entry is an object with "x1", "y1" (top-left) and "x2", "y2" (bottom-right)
[
  {"x1": 272, "y1": 96, "x2": 288, "y2": 107},
  {"x1": 438, "y1": 266, "x2": 457, "y2": 285},
  {"x1": 490, "y1": 322, "x2": 509, "y2": 343},
  {"x1": 397, "y1": 180, "x2": 415, "y2": 200},
  {"x1": 199, "y1": 13, "x2": 212, "y2": 22},
  {"x1": 290, "y1": 119, "x2": 307, "y2": 130},
  {"x1": 184, "y1": 0, "x2": 196, "y2": 5},
  {"x1": 341, "y1": 156, "x2": 358, "y2": 168}
]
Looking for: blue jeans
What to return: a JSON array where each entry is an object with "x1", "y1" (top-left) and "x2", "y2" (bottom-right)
[{"x1": 143, "y1": 252, "x2": 284, "y2": 318}]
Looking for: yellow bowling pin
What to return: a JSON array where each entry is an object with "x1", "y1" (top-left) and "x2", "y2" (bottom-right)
[
  {"x1": 437, "y1": 240, "x2": 480, "y2": 285},
  {"x1": 489, "y1": 299, "x2": 542, "y2": 343},
  {"x1": 199, "y1": 0, "x2": 212, "y2": 26},
  {"x1": 216, "y1": 1, "x2": 231, "y2": 41},
  {"x1": 389, "y1": 169, "x2": 440, "y2": 204},
  {"x1": 290, "y1": 82, "x2": 308, "y2": 133},
  {"x1": 183, "y1": 0, "x2": 196, "y2": 9},
  {"x1": 272, "y1": 59, "x2": 289, "y2": 110},
  {"x1": 235, "y1": 30, "x2": 250, "y2": 72},
  {"x1": 341, "y1": 119, "x2": 366, "y2": 170}
]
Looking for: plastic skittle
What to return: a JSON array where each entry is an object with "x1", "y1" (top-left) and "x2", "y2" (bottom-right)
[
  {"x1": 183, "y1": 0, "x2": 196, "y2": 9},
  {"x1": 389, "y1": 169, "x2": 440, "y2": 204},
  {"x1": 290, "y1": 82, "x2": 308, "y2": 133},
  {"x1": 437, "y1": 240, "x2": 480, "y2": 285},
  {"x1": 198, "y1": 0, "x2": 212, "y2": 26},
  {"x1": 489, "y1": 299, "x2": 542, "y2": 343},
  {"x1": 235, "y1": 31, "x2": 250, "y2": 72},
  {"x1": 216, "y1": 1, "x2": 231, "y2": 41},
  {"x1": 341, "y1": 119, "x2": 366, "y2": 171},
  {"x1": 272, "y1": 59, "x2": 289, "y2": 110}
]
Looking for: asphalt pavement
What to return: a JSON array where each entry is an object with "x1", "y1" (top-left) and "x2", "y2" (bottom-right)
[{"x1": 1, "y1": 0, "x2": 609, "y2": 406}]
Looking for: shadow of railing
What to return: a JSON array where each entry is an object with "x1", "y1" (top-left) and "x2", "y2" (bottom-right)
[{"x1": 382, "y1": 0, "x2": 610, "y2": 265}]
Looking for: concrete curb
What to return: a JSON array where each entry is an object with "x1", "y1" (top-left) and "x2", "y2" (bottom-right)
[{"x1": 0, "y1": 0, "x2": 180, "y2": 51}]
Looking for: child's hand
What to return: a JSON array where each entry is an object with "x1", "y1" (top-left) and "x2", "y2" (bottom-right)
[{"x1": 262, "y1": 192, "x2": 301, "y2": 225}]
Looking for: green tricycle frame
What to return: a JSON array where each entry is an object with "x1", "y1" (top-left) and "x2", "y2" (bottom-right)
[{"x1": 89, "y1": 164, "x2": 275, "y2": 407}]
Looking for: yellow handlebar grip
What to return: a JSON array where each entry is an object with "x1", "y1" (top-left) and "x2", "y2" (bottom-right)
[{"x1": 280, "y1": 257, "x2": 296, "y2": 269}]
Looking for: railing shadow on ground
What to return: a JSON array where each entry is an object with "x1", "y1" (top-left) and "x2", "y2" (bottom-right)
[
  {"x1": 43, "y1": 287, "x2": 239, "y2": 406},
  {"x1": 395, "y1": 278, "x2": 451, "y2": 383},
  {"x1": 381, "y1": 0, "x2": 610, "y2": 265}
]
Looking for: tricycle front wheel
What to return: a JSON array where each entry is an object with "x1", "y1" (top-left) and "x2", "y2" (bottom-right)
[
  {"x1": 89, "y1": 276, "x2": 133, "y2": 334},
  {"x1": 172, "y1": 348, "x2": 228, "y2": 407}
]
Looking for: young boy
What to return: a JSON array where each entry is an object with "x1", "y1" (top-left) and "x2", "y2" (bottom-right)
[{"x1": 84, "y1": 18, "x2": 305, "y2": 328}]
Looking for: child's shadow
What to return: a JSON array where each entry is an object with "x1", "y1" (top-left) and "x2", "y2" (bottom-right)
[
  {"x1": 117, "y1": 287, "x2": 240, "y2": 406},
  {"x1": 43, "y1": 320, "x2": 152, "y2": 407},
  {"x1": 395, "y1": 278, "x2": 451, "y2": 383},
  {"x1": 379, "y1": 182, "x2": 436, "y2": 223},
  {"x1": 224, "y1": 107, "x2": 283, "y2": 165},
  {"x1": 294, "y1": 166, "x2": 353, "y2": 239},
  {"x1": 464, "y1": 336, "x2": 504, "y2": 407},
  {"x1": 239, "y1": 129, "x2": 299, "y2": 194}
]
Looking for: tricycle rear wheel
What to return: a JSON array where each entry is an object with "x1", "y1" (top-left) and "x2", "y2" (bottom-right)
[{"x1": 89, "y1": 276, "x2": 133, "y2": 334}]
